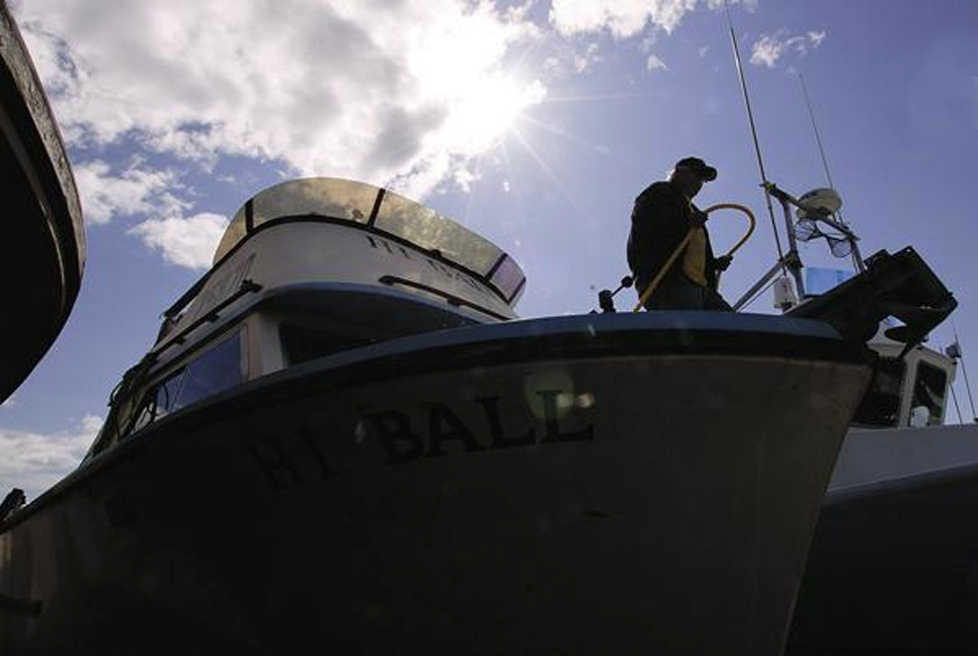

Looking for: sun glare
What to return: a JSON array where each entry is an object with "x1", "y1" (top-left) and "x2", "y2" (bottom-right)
[{"x1": 443, "y1": 73, "x2": 546, "y2": 154}]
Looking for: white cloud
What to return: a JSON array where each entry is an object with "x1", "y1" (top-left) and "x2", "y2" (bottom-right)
[
  {"x1": 453, "y1": 166, "x2": 479, "y2": 193},
  {"x1": 128, "y1": 213, "x2": 229, "y2": 270},
  {"x1": 0, "y1": 414, "x2": 102, "y2": 501},
  {"x1": 647, "y1": 54, "x2": 669, "y2": 72},
  {"x1": 750, "y1": 29, "x2": 827, "y2": 68},
  {"x1": 549, "y1": 0, "x2": 755, "y2": 39},
  {"x1": 502, "y1": 180, "x2": 511, "y2": 192},
  {"x1": 14, "y1": 0, "x2": 546, "y2": 200},
  {"x1": 750, "y1": 34, "x2": 785, "y2": 68},
  {"x1": 539, "y1": 42, "x2": 602, "y2": 80},
  {"x1": 699, "y1": 45, "x2": 710, "y2": 58},
  {"x1": 705, "y1": 0, "x2": 759, "y2": 10},
  {"x1": 575, "y1": 43, "x2": 602, "y2": 73},
  {"x1": 550, "y1": 0, "x2": 695, "y2": 38},
  {"x1": 74, "y1": 159, "x2": 189, "y2": 224}
]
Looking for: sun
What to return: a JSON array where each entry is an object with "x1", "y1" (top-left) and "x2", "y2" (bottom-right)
[{"x1": 444, "y1": 73, "x2": 546, "y2": 154}]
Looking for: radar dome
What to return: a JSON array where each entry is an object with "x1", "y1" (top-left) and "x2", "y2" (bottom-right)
[{"x1": 795, "y1": 188, "x2": 842, "y2": 220}]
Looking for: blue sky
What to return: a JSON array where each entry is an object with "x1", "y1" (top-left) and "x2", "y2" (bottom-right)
[{"x1": 3, "y1": 0, "x2": 977, "y2": 498}]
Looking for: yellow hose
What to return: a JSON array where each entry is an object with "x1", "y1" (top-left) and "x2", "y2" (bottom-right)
[{"x1": 632, "y1": 203, "x2": 756, "y2": 312}]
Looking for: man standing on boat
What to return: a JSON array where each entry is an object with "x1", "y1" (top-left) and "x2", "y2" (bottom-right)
[{"x1": 627, "y1": 157, "x2": 733, "y2": 311}]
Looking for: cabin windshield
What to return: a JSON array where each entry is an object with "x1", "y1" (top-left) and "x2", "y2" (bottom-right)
[
  {"x1": 910, "y1": 361, "x2": 948, "y2": 426},
  {"x1": 374, "y1": 190, "x2": 499, "y2": 273},
  {"x1": 211, "y1": 177, "x2": 526, "y2": 304},
  {"x1": 130, "y1": 330, "x2": 246, "y2": 435},
  {"x1": 852, "y1": 357, "x2": 905, "y2": 428}
]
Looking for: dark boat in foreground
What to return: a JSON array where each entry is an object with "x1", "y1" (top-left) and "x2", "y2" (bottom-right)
[{"x1": 0, "y1": 2, "x2": 85, "y2": 403}]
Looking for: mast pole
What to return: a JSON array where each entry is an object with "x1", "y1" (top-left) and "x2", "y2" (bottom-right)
[
  {"x1": 950, "y1": 322, "x2": 978, "y2": 423},
  {"x1": 798, "y1": 73, "x2": 865, "y2": 273},
  {"x1": 799, "y1": 74, "x2": 835, "y2": 190},
  {"x1": 960, "y1": 356, "x2": 978, "y2": 423},
  {"x1": 724, "y1": 2, "x2": 788, "y2": 282},
  {"x1": 949, "y1": 373, "x2": 964, "y2": 424}
]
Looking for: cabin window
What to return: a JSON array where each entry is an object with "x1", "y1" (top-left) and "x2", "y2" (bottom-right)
[
  {"x1": 852, "y1": 357, "x2": 905, "y2": 428},
  {"x1": 213, "y1": 208, "x2": 248, "y2": 264},
  {"x1": 253, "y1": 178, "x2": 376, "y2": 227},
  {"x1": 910, "y1": 362, "x2": 948, "y2": 426},
  {"x1": 213, "y1": 180, "x2": 379, "y2": 263},
  {"x1": 489, "y1": 254, "x2": 526, "y2": 302},
  {"x1": 132, "y1": 368, "x2": 186, "y2": 431},
  {"x1": 174, "y1": 333, "x2": 245, "y2": 410},
  {"x1": 280, "y1": 324, "x2": 375, "y2": 365},
  {"x1": 129, "y1": 330, "x2": 245, "y2": 435},
  {"x1": 374, "y1": 189, "x2": 501, "y2": 274}
]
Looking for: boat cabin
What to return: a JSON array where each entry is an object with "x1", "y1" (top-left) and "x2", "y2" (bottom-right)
[
  {"x1": 854, "y1": 328, "x2": 957, "y2": 429},
  {"x1": 86, "y1": 178, "x2": 525, "y2": 458}
]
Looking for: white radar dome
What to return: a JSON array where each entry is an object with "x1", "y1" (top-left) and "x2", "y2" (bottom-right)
[{"x1": 795, "y1": 188, "x2": 842, "y2": 220}]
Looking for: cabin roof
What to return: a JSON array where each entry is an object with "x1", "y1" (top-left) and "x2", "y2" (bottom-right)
[{"x1": 213, "y1": 177, "x2": 526, "y2": 304}]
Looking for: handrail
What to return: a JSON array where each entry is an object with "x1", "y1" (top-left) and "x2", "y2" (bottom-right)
[
  {"x1": 97, "y1": 278, "x2": 263, "y2": 453},
  {"x1": 154, "y1": 279, "x2": 262, "y2": 356},
  {"x1": 633, "y1": 203, "x2": 756, "y2": 312},
  {"x1": 378, "y1": 275, "x2": 510, "y2": 321}
]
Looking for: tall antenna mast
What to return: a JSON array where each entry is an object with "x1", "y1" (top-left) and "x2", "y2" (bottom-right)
[
  {"x1": 723, "y1": 2, "x2": 787, "y2": 278},
  {"x1": 798, "y1": 73, "x2": 862, "y2": 272},
  {"x1": 950, "y1": 321, "x2": 978, "y2": 423},
  {"x1": 798, "y1": 73, "x2": 834, "y2": 190},
  {"x1": 949, "y1": 373, "x2": 964, "y2": 424}
]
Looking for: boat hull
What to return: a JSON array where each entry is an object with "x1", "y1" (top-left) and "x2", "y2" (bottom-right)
[
  {"x1": 0, "y1": 5, "x2": 85, "y2": 402},
  {"x1": 1, "y1": 316, "x2": 872, "y2": 654},
  {"x1": 788, "y1": 424, "x2": 978, "y2": 653}
]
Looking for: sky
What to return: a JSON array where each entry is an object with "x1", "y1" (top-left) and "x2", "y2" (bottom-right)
[{"x1": 3, "y1": 0, "x2": 978, "y2": 499}]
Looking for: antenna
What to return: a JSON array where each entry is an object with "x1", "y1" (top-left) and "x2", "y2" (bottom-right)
[
  {"x1": 798, "y1": 73, "x2": 863, "y2": 272},
  {"x1": 723, "y1": 2, "x2": 787, "y2": 279},
  {"x1": 798, "y1": 73, "x2": 834, "y2": 190},
  {"x1": 961, "y1": 358, "x2": 977, "y2": 423},
  {"x1": 949, "y1": 320, "x2": 978, "y2": 423}
]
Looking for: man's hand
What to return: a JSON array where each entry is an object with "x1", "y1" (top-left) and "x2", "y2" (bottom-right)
[
  {"x1": 690, "y1": 208, "x2": 709, "y2": 228},
  {"x1": 715, "y1": 254, "x2": 733, "y2": 271}
]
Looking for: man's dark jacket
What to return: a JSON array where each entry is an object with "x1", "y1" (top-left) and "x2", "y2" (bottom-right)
[{"x1": 627, "y1": 180, "x2": 720, "y2": 290}]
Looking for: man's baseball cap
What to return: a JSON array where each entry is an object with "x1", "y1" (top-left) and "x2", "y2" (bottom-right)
[{"x1": 675, "y1": 156, "x2": 717, "y2": 181}]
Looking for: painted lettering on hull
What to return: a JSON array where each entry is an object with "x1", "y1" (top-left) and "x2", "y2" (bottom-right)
[
  {"x1": 366, "y1": 391, "x2": 592, "y2": 465},
  {"x1": 249, "y1": 428, "x2": 337, "y2": 491},
  {"x1": 247, "y1": 391, "x2": 593, "y2": 492},
  {"x1": 364, "y1": 235, "x2": 497, "y2": 302}
]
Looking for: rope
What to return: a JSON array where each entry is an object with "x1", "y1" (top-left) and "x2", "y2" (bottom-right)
[
  {"x1": 633, "y1": 203, "x2": 756, "y2": 311},
  {"x1": 710, "y1": 203, "x2": 756, "y2": 255}
]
